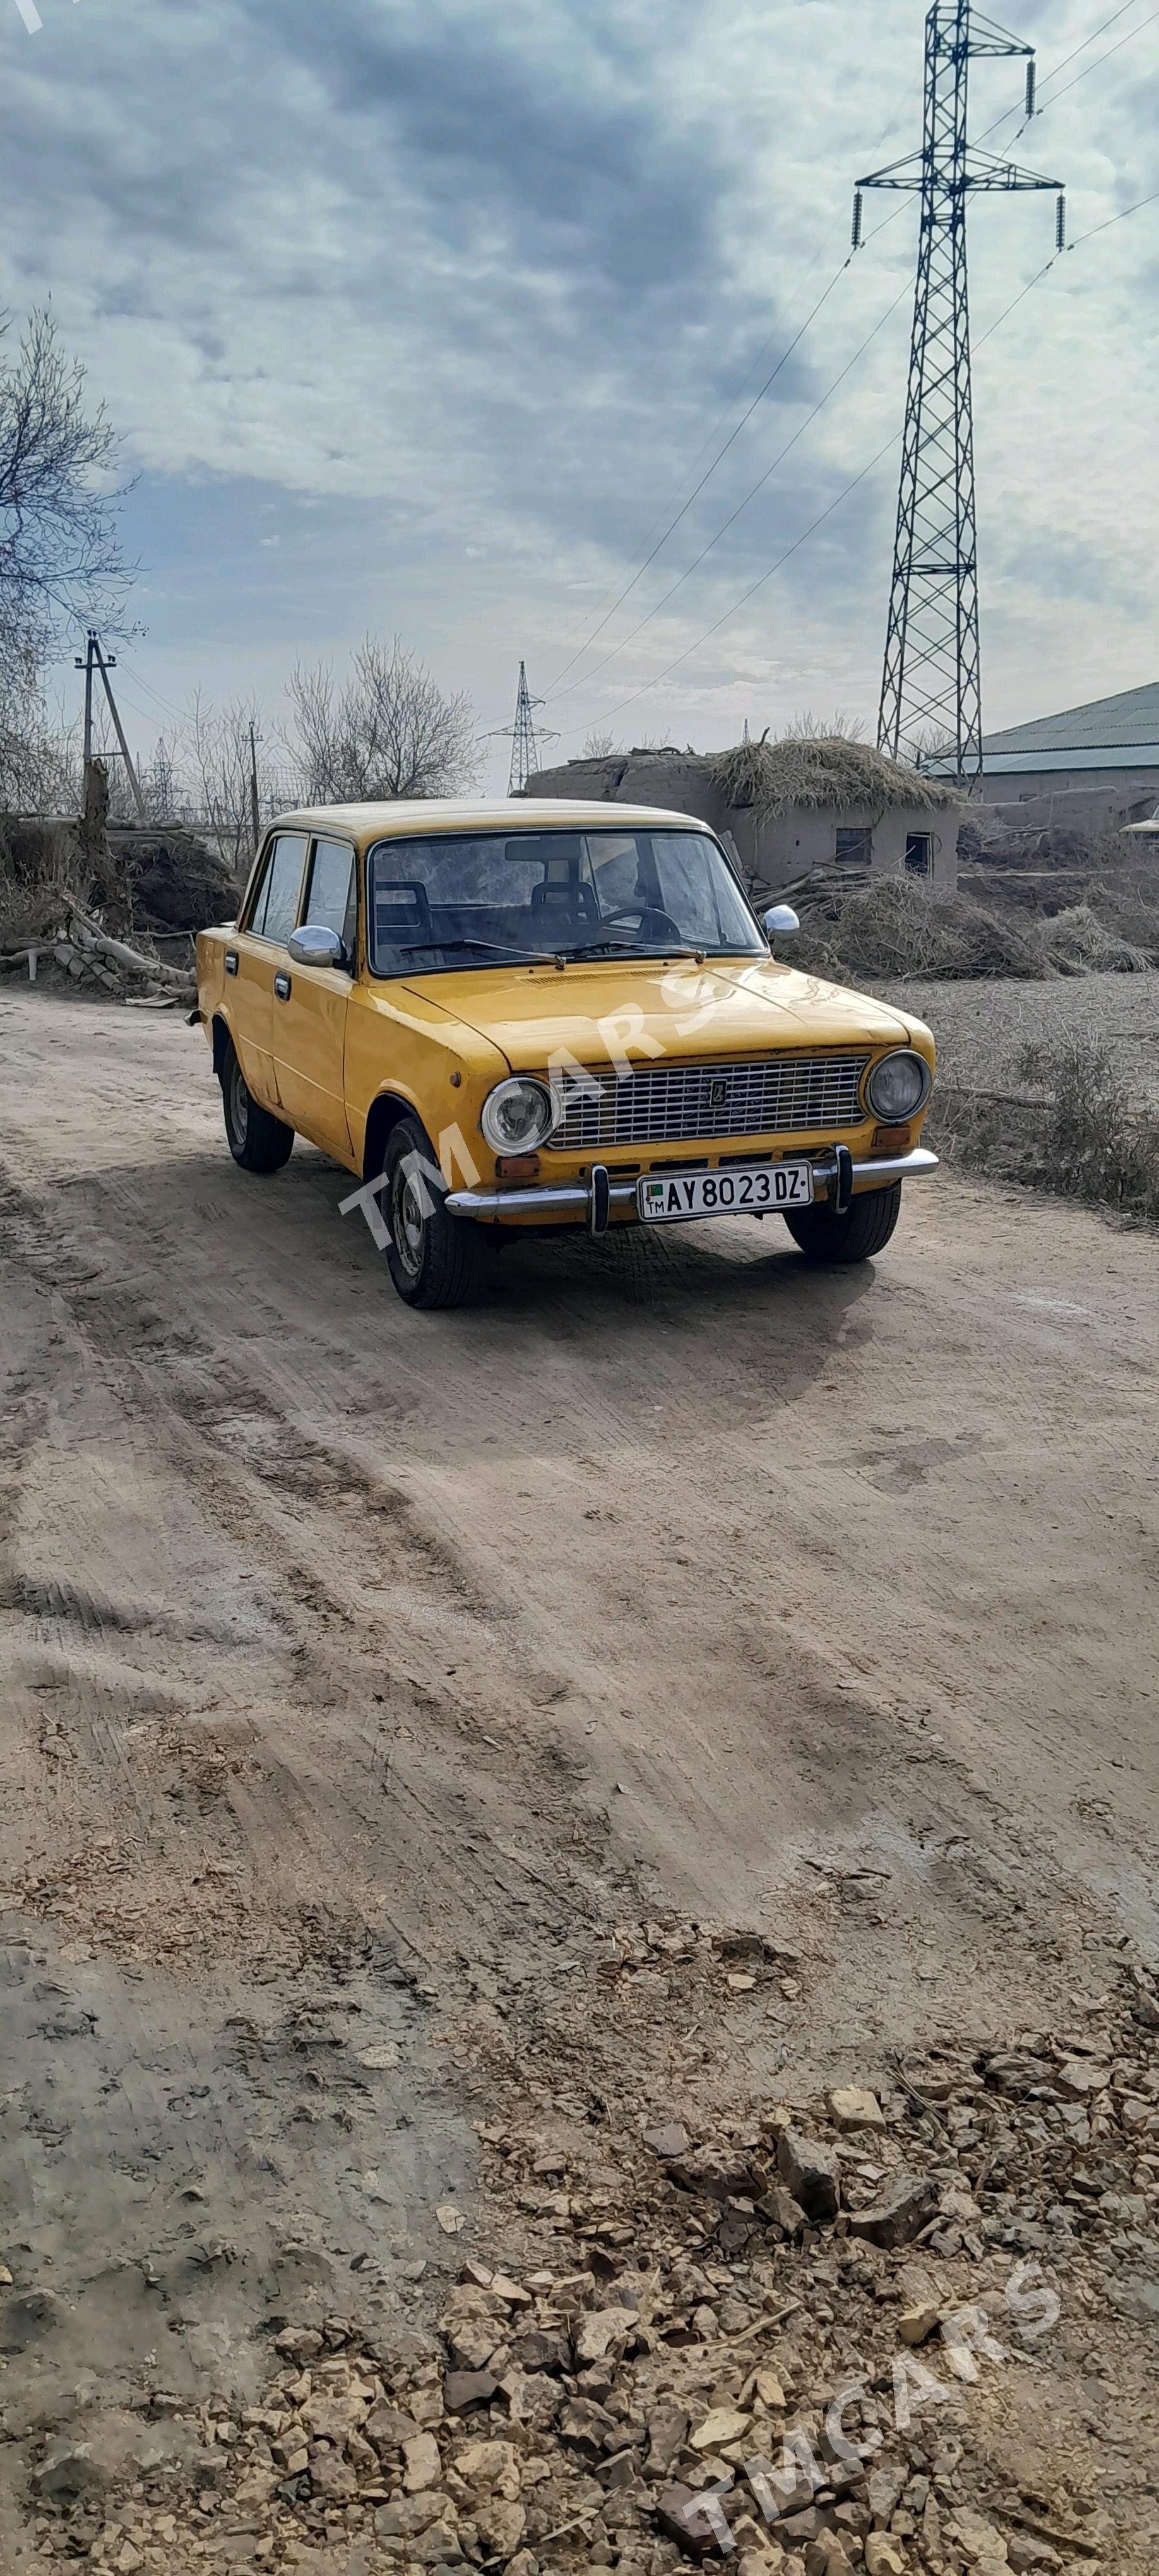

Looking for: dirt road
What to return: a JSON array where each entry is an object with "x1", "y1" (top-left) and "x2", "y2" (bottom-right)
[{"x1": 1, "y1": 989, "x2": 1156, "y2": 2568}]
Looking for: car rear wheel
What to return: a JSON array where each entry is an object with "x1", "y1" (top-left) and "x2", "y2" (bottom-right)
[
  {"x1": 380, "y1": 1113, "x2": 490, "y2": 1310},
  {"x1": 783, "y1": 1179, "x2": 901, "y2": 1265},
  {"x1": 221, "y1": 1037, "x2": 294, "y2": 1174}
]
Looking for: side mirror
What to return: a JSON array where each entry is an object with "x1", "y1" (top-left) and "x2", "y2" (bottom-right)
[
  {"x1": 763, "y1": 904, "x2": 800, "y2": 940},
  {"x1": 288, "y1": 924, "x2": 347, "y2": 969}
]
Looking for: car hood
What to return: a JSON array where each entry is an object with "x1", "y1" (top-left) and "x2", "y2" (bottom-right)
[{"x1": 403, "y1": 955, "x2": 916, "y2": 1072}]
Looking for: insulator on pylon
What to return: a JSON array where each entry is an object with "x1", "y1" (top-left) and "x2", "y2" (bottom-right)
[
  {"x1": 1056, "y1": 192, "x2": 1067, "y2": 252},
  {"x1": 1025, "y1": 61, "x2": 1036, "y2": 119},
  {"x1": 852, "y1": 191, "x2": 864, "y2": 250}
]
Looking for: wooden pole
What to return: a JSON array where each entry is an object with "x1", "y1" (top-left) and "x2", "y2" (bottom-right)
[{"x1": 93, "y1": 638, "x2": 148, "y2": 823}]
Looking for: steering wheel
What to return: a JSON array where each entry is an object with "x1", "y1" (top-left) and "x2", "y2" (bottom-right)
[{"x1": 593, "y1": 902, "x2": 685, "y2": 944}]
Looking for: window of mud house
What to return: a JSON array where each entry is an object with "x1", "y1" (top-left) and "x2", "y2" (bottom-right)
[
  {"x1": 835, "y1": 827, "x2": 872, "y2": 866},
  {"x1": 905, "y1": 833, "x2": 932, "y2": 878}
]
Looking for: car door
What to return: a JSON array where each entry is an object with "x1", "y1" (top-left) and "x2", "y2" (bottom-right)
[
  {"x1": 227, "y1": 830, "x2": 310, "y2": 1109},
  {"x1": 268, "y1": 833, "x2": 357, "y2": 1160}
]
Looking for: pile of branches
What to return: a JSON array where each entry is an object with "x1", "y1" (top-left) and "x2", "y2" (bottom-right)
[
  {"x1": 0, "y1": 808, "x2": 227, "y2": 1006},
  {"x1": 767, "y1": 869, "x2": 1050, "y2": 982},
  {"x1": 756, "y1": 868, "x2": 1159, "y2": 986},
  {"x1": 0, "y1": 896, "x2": 195, "y2": 1006}
]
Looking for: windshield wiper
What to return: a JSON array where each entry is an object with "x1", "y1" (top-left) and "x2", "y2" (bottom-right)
[
  {"x1": 395, "y1": 938, "x2": 559, "y2": 965},
  {"x1": 560, "y1": 939, "x2": 700, "y2": 962}
]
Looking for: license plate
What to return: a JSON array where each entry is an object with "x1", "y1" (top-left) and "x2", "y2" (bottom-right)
[{"x1": 638, "y1": 1162, "x2": 814, "y2": 1223}]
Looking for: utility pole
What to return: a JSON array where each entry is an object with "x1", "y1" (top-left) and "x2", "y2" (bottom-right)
[
  {"x1": 493, "y1": 662, "x2": 557, "y2": 796},
  {"x1": 248, "y1": 719, "x2": 261, "y2": 848},
  {"x1": 75, "y1": 630, "x2": 148, "y2": 822},
  {"x1": 78, "y1": 630, "x2": 95, "y2": 766},
  {"x1": 854, "y1": 5, "x2": 1064, "y2": 785}
]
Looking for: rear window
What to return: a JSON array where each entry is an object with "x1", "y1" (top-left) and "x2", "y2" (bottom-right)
[
  {"x1": 304, "y1": 837, "x2": 357, "y2": 949},
  {"x1": 249, "y1": 832, "x2": 308, "y2": 943}
]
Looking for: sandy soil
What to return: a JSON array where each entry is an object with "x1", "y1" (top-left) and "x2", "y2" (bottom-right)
[{"x1": 1, "y1": 988, "x2": 1156, "y2": 2567}]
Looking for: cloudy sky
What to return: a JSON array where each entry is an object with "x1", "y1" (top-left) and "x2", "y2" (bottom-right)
[{"x1": 3, "y1": 0, "x2": 1157, "y2": 788}]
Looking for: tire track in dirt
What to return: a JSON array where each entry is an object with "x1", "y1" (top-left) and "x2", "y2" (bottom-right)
[{"x1": 0, "y1": 1142, "x2": 626, "y2": 1985}]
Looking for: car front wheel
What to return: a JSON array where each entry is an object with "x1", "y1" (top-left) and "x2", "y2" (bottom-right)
[
  {"x1": 380, "y1": 1113, "x2": 490, "y2": 1310},
  {"x1": 220, "y1": 1037, "x2": 294, "y2": 1174},
  {"x1": 783, "y1": 1179, "x2": 901, "y2": 1265}
]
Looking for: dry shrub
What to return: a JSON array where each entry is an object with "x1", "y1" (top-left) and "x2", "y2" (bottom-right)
[
  {"x1": 0, "y1": 814, "x2": 82, "y2": 945},
  {"x1": 789, "y1": 873, "x2": 1049, "y2": 982},
  {"x1": 932, "y1": 1035, "x2": 1159, "y2": 1222},
  {"x1": 1017, "y1": 1033, "x2": 1159, "y2": 1220}
]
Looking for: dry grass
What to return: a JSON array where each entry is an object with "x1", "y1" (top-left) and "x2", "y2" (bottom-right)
[
  {"x1": 1018, "y1": 1032, "x2": 1159, "y2": 1218},
  {"x1": 710, "y1": 731, "x2": 958, "y2": 820},
  {"x1": 929, "y1": 1030, "x2": 1159, "y2": 1224}
]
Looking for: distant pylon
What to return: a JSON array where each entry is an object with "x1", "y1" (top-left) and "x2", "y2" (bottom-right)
[
  {"x1": 855, "y1": 5, "x2": 1065, "y2": 785},
  {"x1": 494, "y1": 662, "x2": 557, "y2": 794},
  {"x1": 742, "y1": 718, "x2": 751, "y2": 745}
]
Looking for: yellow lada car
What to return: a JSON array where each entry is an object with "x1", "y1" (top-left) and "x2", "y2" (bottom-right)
[{"x1": 195, "y1": 798, "x2": 937, "y2": 1309}]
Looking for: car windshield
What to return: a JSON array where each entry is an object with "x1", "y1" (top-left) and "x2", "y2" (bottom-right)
[{"x1": 366, "y1": 828, "x2": 766, "y2": 975}]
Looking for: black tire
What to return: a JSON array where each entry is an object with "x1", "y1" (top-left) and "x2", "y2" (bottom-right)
[
  {"x1": 379, "y1": 1113, "x2": 490, "y2": 1310},
  {"x1": 220, "y1": 1037, "x2": 294, "y2": 1174},
  {"x1": 783, "y1": 1179, "x2": 902, "y2": 1265}
]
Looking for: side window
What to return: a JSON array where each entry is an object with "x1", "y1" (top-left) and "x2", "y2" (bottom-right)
[
  {"x1": 304, "y1": 837, "x2": 357, "y2": 953},
  {"x1": 835, "y1": 827, "x2": 872, "y2": 868},
  {"x1": 250, "y1": 833, "x2": 308, "y2": 943}
]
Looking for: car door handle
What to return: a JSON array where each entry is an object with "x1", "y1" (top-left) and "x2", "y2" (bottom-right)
[
  {"x1": 273, "y1": 972, "x2": 292, "y2": 1001},
  {"x1": 225, "y1": 949, "x2": 239, "y2": 976}
]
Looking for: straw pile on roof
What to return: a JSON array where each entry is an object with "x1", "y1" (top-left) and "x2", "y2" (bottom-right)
[{"x1": 708, "y1": 730, "x2": 959, "y2": 819}]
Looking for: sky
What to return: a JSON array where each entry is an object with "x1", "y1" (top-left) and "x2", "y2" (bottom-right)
[{"x1": 3, "y1": 0, "x2": 1158, "y2": 792}]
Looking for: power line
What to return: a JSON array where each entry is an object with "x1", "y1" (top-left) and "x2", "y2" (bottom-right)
[
  {"x1": 544, "y1": 3, "x2": 1151, "y2": 720},
  {"x1": 545, "y1": 258, "x2": 862, "y2": 693},
  {"x1": 548, "y1": 278, "x2": 911, "y2": 707},
  {"x1": 545, "y1": 97, "x2": 924, "y2": 674},
  {"x1": 1033, "y1": 1, "x2": 1159, "y2": 109},
  {"x1": 976, "y1": 0, "x2": 1147, "y2": 138},
  {"x1": 558, "y1": 183, "x2": 1157, "y2": 739}
]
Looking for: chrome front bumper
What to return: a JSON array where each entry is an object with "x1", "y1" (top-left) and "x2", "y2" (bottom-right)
[{"x1": 447, "y1": 1145, "x2": 939, "y2": 1229}]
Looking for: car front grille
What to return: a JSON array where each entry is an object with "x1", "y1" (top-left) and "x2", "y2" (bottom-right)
[{"x1": 550, "y1": 1052, "x2": 872, "y2": 1150}]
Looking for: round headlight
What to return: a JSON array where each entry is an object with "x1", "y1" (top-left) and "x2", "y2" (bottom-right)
[
  {"x1": 865, "y1": 1048, "x2": 930, "y2": 1123},
  {"x1": 481, "y1": 1076, "x2": 556, "y2": 1154}
]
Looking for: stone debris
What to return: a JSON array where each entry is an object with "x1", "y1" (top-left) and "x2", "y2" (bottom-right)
[
  {"x1": 828, "y1": 2088, "x2": 886, "y2": 2133},
  {"x1": 21, "y1": 1976, "x2": 1159, "y2": 2574},
  {"x1": 848, "y1": 2175, "x2": 939, "y2": 2249},
  {"x1": 776, "y1": 2128, "x2": 841, "y2": 2222}
]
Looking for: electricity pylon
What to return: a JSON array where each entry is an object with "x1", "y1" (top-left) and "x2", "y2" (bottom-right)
[
  {"x1": 854, "y1": 5, "x2": 1064, "y2": 784},
  {"x1": 494, "y1": 662, "x2": 557, "y2": 794}
]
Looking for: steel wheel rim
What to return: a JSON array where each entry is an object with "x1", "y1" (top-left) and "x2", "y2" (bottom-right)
[
  {"x1": 230, "y1": 1061, "x2": 249, "y2": 1146},
  {"x1": 391, "y1": 1162, "x2": 425, "y2": 1277}
]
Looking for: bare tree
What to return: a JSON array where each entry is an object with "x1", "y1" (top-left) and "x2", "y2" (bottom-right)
[
  {"x1": 287, "y1": 636, "x2": 478, "y2": 804},
  {"x1": 785, "y1": 710, "x2": 868, "y2": 744},
  {"x1": 581, "y1": 730, "x2": 620, "y2": 759},
  {"x1": 150, "y1": 697, "x2": 282, "y2": 874},
  {"x1": 0, "y1": 309, "x2": 129, "y2": 811}
]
